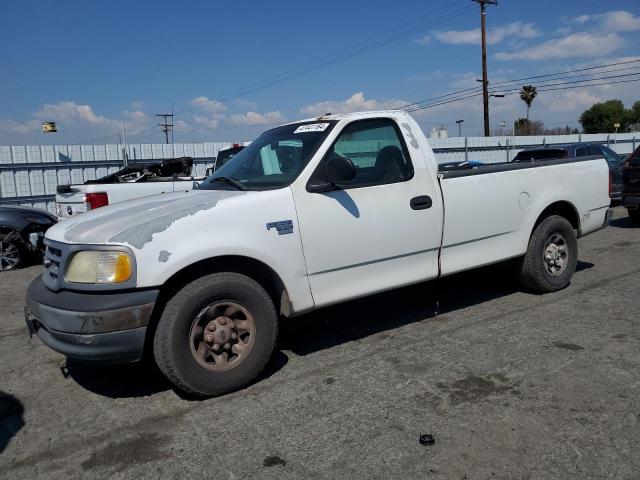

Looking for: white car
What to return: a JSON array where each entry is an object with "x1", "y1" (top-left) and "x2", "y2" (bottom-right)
[{"x1": 26, "y1": 110, "x2": 612, "y2": 396}]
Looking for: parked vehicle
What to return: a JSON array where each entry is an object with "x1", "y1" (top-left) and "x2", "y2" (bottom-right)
[
  {"x1": 0, "y1": 205, "x2": 57, "y2": 271},
  {"x1": 512, "y1": 143, "x2": 624, "y2": 200},
  {"x1": 622, "y1": 145, "x2": 640, "y2": 225},
  {"x1": 206, "y1": 144, "x2": 246, "y2": 176},
  {"x1": 25, "y1": 110, "x2": 611, "y2": 396},
  {"x1": 55, "y1": 157, "x2": 201, "y2": 219}
]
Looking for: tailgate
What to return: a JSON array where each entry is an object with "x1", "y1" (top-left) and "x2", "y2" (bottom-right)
[{"x1": 55, "y1": 188, "x2": 88, "y2": 219}]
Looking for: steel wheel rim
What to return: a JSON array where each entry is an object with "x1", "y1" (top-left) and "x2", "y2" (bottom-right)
[
  {"x1": 0, "y1": 241, "x2": 20, "y2": 271},
  {"x1": 543, "y1": 233, "x2": 569, "y2": 276},
  {"x1": 188, "y1": 301, "x2": 256, "y2": 372}
]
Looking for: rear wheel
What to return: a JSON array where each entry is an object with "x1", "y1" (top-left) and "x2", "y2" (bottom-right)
[
  {"x1": 153, "y1": 272, "x2": 278, "y2": 397},
  {"x1": 0, "y1": 233, "x2": 24, "y2": 272},
  {"x1": 519, "y1": 215, "x2": 578, "y2": 293},
  {"x1": 628, "y1": 209, "x2": 640, "y2": 226}
]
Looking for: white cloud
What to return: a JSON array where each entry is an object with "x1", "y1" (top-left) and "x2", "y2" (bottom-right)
[
  {"x1": 33, "y1": 101, "x2": 118, "y2": 127},
  {"x1": 193, "y1": 114, "x2": 222, "y2": 130},
  {"x1": 228, "y1": 111, "x2": 285, "y2": 126},
  {"x1": 414, "y1": 34, "x2": 432, "y2": 46},
  {"x1": 128, "y1": 100, "x2": 146, "y2": 110},
  {"x1": 495, "y1": 32, "x2": 624, "y2": 61},
  {"x1": 596, "y1": 10, "x2": 640, "y2": 32},
  {"x1": 300, "y1": 92, "x2": 408, "y2": 116},
  {"x1": 189, "y1": 96, "x2": 228, "y2": 113},
  {"x1": 432, "y1": 22, "x2": 539, "y2": 46},
  {"x1": 571, "y1": 10, "x2": 640, "y2": 32},
  {"x1": 122, "y1": 110, "x2": 147, "y2": 121}
]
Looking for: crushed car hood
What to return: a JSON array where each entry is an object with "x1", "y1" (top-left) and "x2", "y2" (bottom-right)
[{"x1": 46, "y1": 189, "x2": 251, "y2": 248}]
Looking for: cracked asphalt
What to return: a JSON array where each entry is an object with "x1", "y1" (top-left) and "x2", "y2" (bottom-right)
[{"x1": 1, "y1": 207, "x2": 639, "y2": 479}]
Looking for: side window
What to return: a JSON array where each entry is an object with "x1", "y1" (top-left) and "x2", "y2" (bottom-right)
[
  {"x1": 322, "y1": 119, "x2": 413, "y2": 188},
  {"x1": 575, "y1": 147, "x2": 587, "y2": 157},
  {"x1": 586, "y1": 145, "x2": 602, "y2": 157}
]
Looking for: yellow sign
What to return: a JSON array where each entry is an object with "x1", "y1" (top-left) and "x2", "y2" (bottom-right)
[{"x1": 42, "y1": 122, "x2": 57, "y2": 133}]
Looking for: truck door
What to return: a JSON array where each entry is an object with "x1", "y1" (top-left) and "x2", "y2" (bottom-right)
[{"x1": 293, "y1": 118, "x2": 442, "y2": 307}]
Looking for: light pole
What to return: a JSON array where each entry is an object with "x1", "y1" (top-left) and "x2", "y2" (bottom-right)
[{"x1": 456, "y1": 119, "x2": 464, "y2": 137}]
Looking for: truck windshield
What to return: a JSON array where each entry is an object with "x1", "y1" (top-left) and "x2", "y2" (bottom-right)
[{"x1": 200, "y1": 121, "x2": 336, "y2": 191}]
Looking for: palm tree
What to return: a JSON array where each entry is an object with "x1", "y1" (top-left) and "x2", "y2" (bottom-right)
[{"x1": 520, "y1": 85, "x2": 537, "y2": 121}]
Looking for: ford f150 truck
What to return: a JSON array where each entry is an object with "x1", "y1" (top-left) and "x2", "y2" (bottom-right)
[{"x1": 25, "y1": 110, "x2": 612, "y2": 396}]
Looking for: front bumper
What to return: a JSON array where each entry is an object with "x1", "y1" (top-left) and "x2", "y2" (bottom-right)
[{"x1": 25, "y1": 275, "x2": 158, "y2": 364}]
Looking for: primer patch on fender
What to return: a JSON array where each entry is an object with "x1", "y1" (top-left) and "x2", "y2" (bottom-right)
[{"x1": 294, "y1": 123, "x2": 330, "y2": 133}]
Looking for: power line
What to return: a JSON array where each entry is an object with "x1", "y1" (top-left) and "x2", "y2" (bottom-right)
[
  {"x1": 400, "y1": 59, "x2": 640, "y2": 110},
  {"x1": 406, "y1": 76, "x2": 640, "y2": 113},
  {"x1": 113, "y1": 3, "x2": 477, "y2": 144}
]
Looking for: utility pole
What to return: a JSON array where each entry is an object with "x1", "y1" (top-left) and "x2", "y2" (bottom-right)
[
  {"x1": 473, "y1": 0, "x2": 498, "y2": 137},
  {"x1": 156, "y1": 113, "x2": 174, "y2": 144}
]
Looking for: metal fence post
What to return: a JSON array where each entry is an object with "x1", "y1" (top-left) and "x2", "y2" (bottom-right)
[
  {"x1": 464, "y1": 136, "x2": 468, "y2": 163},
  {"x1": 607, "y1": 135, "x2": 610, "y2": 147},
  {"x1": 506, "y1": 138, "x2": 510, "y2": 162},
  {"x1": 579, "y1": 133, "x2": 582, "y2": 143}
]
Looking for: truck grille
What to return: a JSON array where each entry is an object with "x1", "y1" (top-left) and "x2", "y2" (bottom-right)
[{"x1": 42, "y1": 240, "x2": 68, "y2": 291}]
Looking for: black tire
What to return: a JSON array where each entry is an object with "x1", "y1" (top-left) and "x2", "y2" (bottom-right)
[
  {"x1": 153, "y1": 272, "x2": 278, "y2": 397},
  {"x1": 0, "y1": 234, "x2": 25, "y2": 272},
  {"x1": 629, "y1": 209, "x2": 640, "y2": 226},
  {"x1": 519, "y1": 215, "x2": 578, "y2": 293}
]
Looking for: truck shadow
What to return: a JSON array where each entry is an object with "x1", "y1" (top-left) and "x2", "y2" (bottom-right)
[
  {"x1": 64, "y1": 259, "x2": 595, "y2": 398},
  {"x1": 280, "y1": 262, "x2": 517, "y2": 356},
  {"x1": 0, "y1": 392, "x2": 25, "y2": 455},
  {"x1": 610, "y1": 216, "x2": 638, "y2": 229}
]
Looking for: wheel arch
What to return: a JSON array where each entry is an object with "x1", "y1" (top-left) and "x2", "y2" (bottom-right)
[
  {"x1": 531, "y1": 200, "x2": 581, "y2": 237},
  {"x1": 154, "y1": 255, "x2": 291, "y2": 318}
]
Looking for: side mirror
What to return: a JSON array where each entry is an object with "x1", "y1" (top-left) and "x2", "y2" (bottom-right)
[
  {"x1": 307, "y1": 155, "x2": 357, "y2": 193},
  {"x1": 326, "y1": 155, "x2": 356, "y2": 183}
]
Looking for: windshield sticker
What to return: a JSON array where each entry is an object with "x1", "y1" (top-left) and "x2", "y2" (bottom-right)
[{"x1": 294, "y1": 123, "x2": 330, "y2": 134}]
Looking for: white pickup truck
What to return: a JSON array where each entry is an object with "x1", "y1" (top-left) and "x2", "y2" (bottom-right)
[
  {"x1": 26, "y1": 110, "x2": 612, "y2": 396},
  {"x1": 54, "y1": 157, "x2": 199, "y2": 219}
]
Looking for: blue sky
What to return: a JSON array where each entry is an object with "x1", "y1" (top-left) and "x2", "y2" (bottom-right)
[{"x1": 1, "y1": 0, "x2": 639, "y2": 144}]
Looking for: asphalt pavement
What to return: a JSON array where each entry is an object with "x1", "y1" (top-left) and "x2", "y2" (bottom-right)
[{"x1": 1, "y1": 207, "x2": 639, "y2": 479}]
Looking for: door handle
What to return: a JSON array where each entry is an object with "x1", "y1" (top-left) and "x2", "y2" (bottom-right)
[{"x1": 410, "y1": 195, "x2": 432, "y2": 210}]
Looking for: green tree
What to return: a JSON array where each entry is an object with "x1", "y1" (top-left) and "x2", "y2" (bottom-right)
[
  {"x1": 514, "y1": 117, "x2": 544, "y2": 136},
  {"x1": 579, "y1": 99, "x2": 626, "y2": 133},
  {"x1": 519, "y1": 85, "x2": 538, "y2": 121}
]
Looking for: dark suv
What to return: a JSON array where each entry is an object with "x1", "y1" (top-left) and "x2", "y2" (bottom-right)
[
  {"x1": 512, "y1": 143, "x2": 624, "y2": 200},
  {"x1": 622, "y1": 145, "x2": 640, "y2": 225}
]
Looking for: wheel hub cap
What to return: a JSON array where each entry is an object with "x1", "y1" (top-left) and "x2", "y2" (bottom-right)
[
  {"x1": 189, "y1": 301, "x2": 256, "y2": 372},
  {"x1": 544, "y1": 233, "x2": 568, "y2": 276},
  {"x1": 0, "y1": 241, "x2": 20, "y2": 271}
]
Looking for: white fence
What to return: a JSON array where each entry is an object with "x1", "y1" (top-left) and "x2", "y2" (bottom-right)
[{"x1": 0, "y1": 133, "x2": 637, "y2": 213}]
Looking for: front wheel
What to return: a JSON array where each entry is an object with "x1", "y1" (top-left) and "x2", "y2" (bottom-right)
[
  {"x1": 153, "y1": 272, "x2": 278, "y2": 397},
  {"x1": 519, "y1": 215, "x2": 578, "y2": 293}
]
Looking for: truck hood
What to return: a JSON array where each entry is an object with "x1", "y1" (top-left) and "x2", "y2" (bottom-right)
[{"x1": 46, "y1": 189, "x2": 251, "y2": 248}]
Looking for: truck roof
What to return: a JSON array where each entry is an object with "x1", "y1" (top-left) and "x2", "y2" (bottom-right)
[{"x1": 283, "y1": 109, "x2": 409, "y2": 126}]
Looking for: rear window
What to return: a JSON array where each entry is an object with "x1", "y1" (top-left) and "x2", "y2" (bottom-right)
[{"x1": 513, "y1": 149, "x2": 568, "y2": 162}]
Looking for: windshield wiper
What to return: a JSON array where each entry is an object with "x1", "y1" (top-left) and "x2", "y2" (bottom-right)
[{"x1": 208, "y1": 176, "x2": 247, "y2": 191}]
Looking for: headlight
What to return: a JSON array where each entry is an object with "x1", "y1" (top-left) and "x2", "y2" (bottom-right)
[{"x1": 65, "y1": 251, "x2": 132, "y2": 284}]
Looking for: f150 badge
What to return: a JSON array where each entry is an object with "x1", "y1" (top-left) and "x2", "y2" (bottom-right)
[{"x1": 266, "y1": 220, "x2": 293, "y2": 235}]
